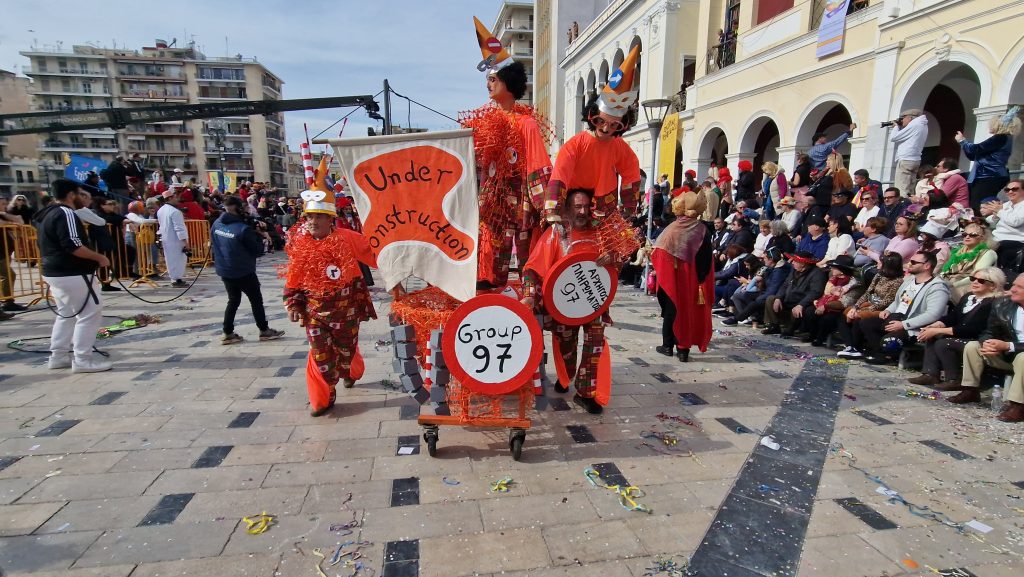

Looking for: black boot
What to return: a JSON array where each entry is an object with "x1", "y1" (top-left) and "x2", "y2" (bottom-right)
[
  {"x1": 573, "y1": 394, "x2": 603, "y2": 414},
  {"x1": 677, "y1": 348, "x2": 690, "y2": 362}
]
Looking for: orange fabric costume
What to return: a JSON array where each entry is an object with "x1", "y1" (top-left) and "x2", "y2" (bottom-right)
[{"x1": 547, "y1": 131, "x2": 641, "y2": 217}]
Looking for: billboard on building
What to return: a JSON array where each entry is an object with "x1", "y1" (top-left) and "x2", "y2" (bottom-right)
[{"x1": 816, "y1": 0, "x2": 851, "y2": 58}]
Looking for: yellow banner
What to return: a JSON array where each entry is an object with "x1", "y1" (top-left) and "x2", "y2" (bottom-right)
[
  {"x1": 657, "y1": 112, "x2": 679, "y2": 180},
  {"x1": 207, "y1": 171, "x2": 238, "y2": 192}
]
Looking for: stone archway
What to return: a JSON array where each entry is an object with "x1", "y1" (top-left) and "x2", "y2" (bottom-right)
[
  {"x1": 698, "y1": 125, "x2": 729, "y2": 178},
  {"x1": 896, "y1": 60, "x2": 982, "y2": 169},
  {"x1": 739, "y1": 114, "x2": 782, "y2": 183},
  {"x1": 575, "y1": 77, "x2": 586, "y2": 135},
  {"x1": 598, "y1": 60, "x2": 609, "y2": 90},
  {"x1": 795, "y1": 99, "x2": 854, "y2": 164}
]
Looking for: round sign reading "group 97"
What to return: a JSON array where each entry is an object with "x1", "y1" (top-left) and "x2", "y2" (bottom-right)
[
  {"x1": 442, "y1": 294, "x2": 542, "y2": 395},
  {"x1": 542, "y1": 251, "x2": 618, "y2": 326}
]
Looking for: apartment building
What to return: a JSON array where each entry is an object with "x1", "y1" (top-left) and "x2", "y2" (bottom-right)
[
  {"x1": 492, "y1": 1, "x2": 537, "y2": 106},
  {"x1": 19, "y1": 41, "x2": 287, "y2": 189},
  {"x1": 555, "y1": 0, "x2": 1024, "y2": 188}
]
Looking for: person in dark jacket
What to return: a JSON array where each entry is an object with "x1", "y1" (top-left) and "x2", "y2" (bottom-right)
[
  {"x1": 879, "y1": 186, "x2": 910, "y2": 236},
  {"x1": 34, "y1": 178, "x2": 112, "y2": 373},
  {"x1": 734, "y1": 160, "x2": 758, "y2": 208},
  {"x1": 957, "y1": 108, "x2": 1020, "y2": 212},
  {"x1": 210, "y1": 195, "x2": 284, "y2": 345},
  {"x1": 761, "y1": 250, "x2": 828, "y2": 336},
  {"x1": 948, "y1": 272, "x2": 1024, "y2": 422},
  {"x1": 101, "y1": 157, "x2": 129, "y2": 197},
  {"x1": 92, "y1": 197, "x2": 126, "y2": 292},
  {"x1": 722, "y1": 246, "x2": 791, "y2": 326},
  {"x1": 908, "y1": 266, "x2": 1002, "y2": 390}
]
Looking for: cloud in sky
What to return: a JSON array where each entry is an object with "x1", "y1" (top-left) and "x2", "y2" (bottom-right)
[{"x1": 0, "y1": 0, "x2": 507, "y2": 150}]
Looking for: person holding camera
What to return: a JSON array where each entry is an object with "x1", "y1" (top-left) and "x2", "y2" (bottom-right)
[
  {"x1": 157, "y1": 189, "x2": 190, "y2": 288},
  {"x1": 887, "y1": 109, "x2": 929, "y2": 200},
  {"x1": 211, "y1": 195, "x2": 284, "y2": 345},
  {"x1": 34, "y1": 179, "x2": 112, "y2": 373}
]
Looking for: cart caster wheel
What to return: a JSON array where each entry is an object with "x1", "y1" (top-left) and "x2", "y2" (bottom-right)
[
  {"x1": 509, "y1": 429, "x2": 526, "y2": 461},
  {"x1": 424, "y1": 430, "x2": 439, "y2": 457}
]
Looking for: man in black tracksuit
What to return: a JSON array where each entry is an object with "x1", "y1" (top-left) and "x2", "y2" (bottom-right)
[{"x1": 210, "y1": 195, "x2": 283, "y2": 345}]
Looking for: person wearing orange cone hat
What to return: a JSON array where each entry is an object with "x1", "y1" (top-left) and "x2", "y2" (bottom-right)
[
  {"x1": 283, "y1": 157, "x2": 378, "y2": 416},
  {"x1": 460, "y1": 16, "x2": 553, "y2": 290}
]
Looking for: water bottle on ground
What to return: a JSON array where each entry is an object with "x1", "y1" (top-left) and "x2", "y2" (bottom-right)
[{"x1": 992, "y1": 384, "x2": 1003, "y2": 413}]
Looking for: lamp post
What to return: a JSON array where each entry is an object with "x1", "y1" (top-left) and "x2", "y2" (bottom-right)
[
  {"x1": 207, "y1": 119, "x2": 228, "y2": 193},
  {"x1": 640, "y1": 97, "x2": 672, "y2": 288}
]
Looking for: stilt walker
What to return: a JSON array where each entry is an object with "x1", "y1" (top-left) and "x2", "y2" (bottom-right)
[
  {"x1": 461, "y1": 16, "x2": 553, "y2": 289},
  {"x1": 283, "y1": 158, "x2": 378, "y2": 417}
]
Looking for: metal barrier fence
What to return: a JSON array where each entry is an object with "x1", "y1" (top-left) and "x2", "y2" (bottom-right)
[{"x1": 0, "y1": 218, "x2": 212, "y2": 303}]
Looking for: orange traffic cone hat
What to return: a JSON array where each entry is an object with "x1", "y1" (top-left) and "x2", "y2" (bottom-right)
[
  {"x1": 473, "y1": 16, "x2": 514, "y2": 74},
  {"x1": 300, "y1": 156, "x2": 336, "y2": 216},
  {"x1": 598, "y1": 45, "x2": 640, "y2": 116}
]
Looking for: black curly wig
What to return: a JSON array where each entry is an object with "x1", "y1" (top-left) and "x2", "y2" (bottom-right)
[
  {"x1": 580, "y1": 93, "x2": 637, "y2": 137},
  {"x1": 493, "y1": 61, "x2": 529, "y2": 100}
]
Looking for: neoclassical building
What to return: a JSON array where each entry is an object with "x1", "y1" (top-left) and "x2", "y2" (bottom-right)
[{"x1": 556, "y1": 0, "x2": 1024, "y2": 190}]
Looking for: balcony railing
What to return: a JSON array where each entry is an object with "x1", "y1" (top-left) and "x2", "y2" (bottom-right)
[
  {"x1": 205, "y1": 147, "x2": 252, "y2": 154},
  {"x1": 810, "y1": 0, "x2": 871, "y2": 30},
  {"x1": 121, "y1": 87, "x2": 187, "y2": 98},
  {"x1": 705, "y1": 37, "x2": 737, "y2": 73}
]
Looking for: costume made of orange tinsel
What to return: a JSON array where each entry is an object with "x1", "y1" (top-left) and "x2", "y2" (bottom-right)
[
  {"x1": 282, "y1": 158, "x2": 377, "y2": 415},
  {"x1": 462, "y1": 16, "x2": 552, "y2": 287}
]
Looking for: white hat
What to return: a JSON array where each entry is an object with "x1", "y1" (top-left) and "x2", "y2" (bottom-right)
[{"x1": 173, "y1": 168, "x2": 183, "y2": 173}]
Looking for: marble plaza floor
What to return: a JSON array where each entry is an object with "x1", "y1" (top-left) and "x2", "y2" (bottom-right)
[{"x1": 0, "y1": 253, "x2": 1021, "y2": 577}]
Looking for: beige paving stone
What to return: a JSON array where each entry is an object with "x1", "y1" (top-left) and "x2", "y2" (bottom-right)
[
  {"x1": 0, "y1": 451, "x2": 126, "y2": 479},
  {"x1": 0, "y1": 530, "x2": 104, "y2": 573},
  {"x1": 86, "y1": 429, "x2": 202, "y2": 452},
  {"x1": 157, "y1": 413, "x2": 240, "y2": 430},
  {"x1": 221, "y1": 513, "x2": 328, "y2": 555},
  {"x1": 262, "y1": 458, "x2": 374, "y2": 488},
  {"x1": 625, "y1": 512, "x2": 713, "y2": 555},
  {"x1": 586, "y1": 481, "x2": 707, "y2": 520},
  {"x1": 62, "y1": 416, "x2": 172, "y2": 436},
  {"x1": 419, "y1": 527, "x2": 550, "y2": 577},
  {"x1": 145, "y1": 464, "x2": 271, "y2": 495},
  {"x1": 73, "y1": 520, "x2": 236, "y2": 567},
  {"x1": 219, "y1": 441, "x2": 328, "y2": 466},
  {"x1": 0, "y1": 434, "x2": 107, "y2": 456},
  {"x1": 798, "y1": 535, "x2": 904, "y2": 577},
  {"x1": 0, "y1": 477, "x2": 42, "y2": 505},
  {"x1": 288, "y1": 422, "x2": 381, "y2": 442},
  {"x1": 42, "y1": 404, "x2": 151, "y2": 420},
  {"x1": 543, "y1": 518, "x2": 647, "y2": 566},
  {"x1": 360, "y1": 500, "x2": 484, "y2": 541},
  {"x1": 243, "y1": 409, "x2": 323, "y2": 427},
  {"x1": 138, "y1": 399, "x2": 234, "y2": 416},
  {"x1": 36, "y1": 495, "x2": 164, "y2": 533},
  {"x1": 501, "y1": 557, "x2": 637, "y2": 577},
  {"x1": 323, "y1": 437, "x2": 401, "y2": 460},
  {"x1": 479, "y1": 492, "x2": 601, "y2": 531},
  {"x1": 299, "y1": 479, "x2": 393, "y2": 514},
  {"x1": 192, "y1": 426, "x2": 295, "y2": 447},
  {"x1": 0, "y1": 501, "x2": 66, "y2": 536},
  {"x1": 6, "y1": 564, "x2": 135, "y2": 577},
  {"x1": 19, "y1": 470, "x2": 161, "y2": 503},
  {"x1": 370, "y1": 453, "x2": 476, "y2": 480},
  {"x1": 858, "y1": 525, "x2": 1008, "y2": 568},
  {"x1": 108, "y1": 447, "x2": 206, "y2": 472},
  {"x1": 131, "y1": 553, "x2": 279, "y2": 577},
  {"x1": 176, "y1": 486, "x2": 309, "y2": 522}
]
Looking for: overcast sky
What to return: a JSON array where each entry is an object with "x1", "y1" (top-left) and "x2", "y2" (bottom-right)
[{"x1": 0, "y1": 0, "x2": 503, "y2": 151}]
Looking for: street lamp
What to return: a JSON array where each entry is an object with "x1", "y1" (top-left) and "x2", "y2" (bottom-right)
[
  {"x1": 640, "y1": 97, "x2": 672, "y2": 288},
  {"x1": 207, "y1": 119, "x2": 228, "y2": 193}
]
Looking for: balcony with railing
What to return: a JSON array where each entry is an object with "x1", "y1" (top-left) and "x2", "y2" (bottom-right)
[
  {"x1": 810, "y1": 0, "x2": 871, "y2": 30},
  {"x1": 40, "y1": 140, "x2": 118, "y2": 152},
  {"x1": 29, "y1": 67, "x2": 108, "y2": 77},
  {"x1": 205, "y1": 147, "x2": 252, "y2": 155},
  {"x1": 705, "y1": 36, "x2": 737, "y2": 73},
  {"x1": 120, "y1": 86, "x2": 187, "y2": 100}
]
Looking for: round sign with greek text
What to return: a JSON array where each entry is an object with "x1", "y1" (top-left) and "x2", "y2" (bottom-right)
[
  {"x1": 542, "y1": 251, "x2": 618, "y2": 326},
  {"x1": 442, "y1": 294, "x2": 542, "y2": 395}
]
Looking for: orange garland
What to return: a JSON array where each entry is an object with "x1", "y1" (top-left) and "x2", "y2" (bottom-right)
[
  {"x1": 278, "y1": 225, "x2": 360, "y2": 299},
  {"x1": 390, "y1": 287, "x2": 463, "y2": 364},
  {"x1": 596, "y1": 211, "x2": 643, "y2": 257}
]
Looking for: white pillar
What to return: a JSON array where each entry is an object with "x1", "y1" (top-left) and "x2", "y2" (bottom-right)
[
  {"x1": 848, "y1": 137, "x2": 867, "y2": 175},
  {"x1": 696, "y1": 157, "x2": 715, "y2": 183},
  {"x1": 726, "y1": 152, "x2": 756, "y2": 174},
  {"x1": 776, "y1": 146, "x2": 798, "y2": 176},
  {"x1": 863, "y1": 41, "x2": 904, "y2": 186}
]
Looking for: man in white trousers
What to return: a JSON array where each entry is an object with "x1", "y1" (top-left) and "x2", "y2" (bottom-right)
[
  {"x1": 34, "y1": 179, "x2": 112, "y2": 373},
  {"x1": 157, "y1": 189, "x2": 189, "y2": 288}
]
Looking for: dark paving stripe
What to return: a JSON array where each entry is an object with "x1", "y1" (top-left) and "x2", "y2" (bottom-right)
[
  {"x1": 729, "y1": 354, "x2": 750, "y2": 363},
  {"x1": 610, "y1": 344, "x2": 627, "y2": 351},
  {"x1": 614, "y1": 322, "x2": 656, "y2": 333},
  {"x1": 834, "y1": 497, "x2": 898, "y2": 530},
  {"x1": 390, "y1": 477, "x2": 420, "y2": 507},
  {"x1": 190, "y1": 340, "x2": 210, "y2": 347},
  {"x1": 227, "y1": 412, "x2": 260, "y2": 428},
  {"x1": 396, "y1": 435, "x2": 420, "y2": 456},
  {"x1": 164, "y1": 354, "x2": 188, "y2": 363},
  {"x1": 1013, "y1": 480, "x2": 1024, "y2": 490},
  {"x1": 651, "y1": 373, "x2": 672, "y2": 383},
  {"x1": 0, "y1": 374, "x2": 11, "y2": 382},
  {"x1": 854, "y1": 409, "x2": 894, "y2": 426},
  {"x1": 919, "y1": 439, "x2": 974, "y2": 461},
  {"x1": 255, "y1": 387, "x2": 281, "y2": 400},
  {"x1": 678, "y1": 392, "x2": 707, "y2": 406},
  {"x1": 761, "y1": 369, "x2": 790, "y2": 379},
  {"x1": 566, "y1": 425, "x2": 596, "y2": 444},
  {"x1": 591, "y1": 462, "x2": 629, "y2": 487},
  {"x1": 0, "y1": 456, "x2": 22, "y2": 472},
  {"x1": 688, "y1": 357, "x2": 849, "y2": 577},
  {"x1": 290, "y1": 351, "x2": 307, "y2": 359},
  {"x1": 192, "y1": 445, "x2": 233, "y2": 468},
  {"x1": 137, "y1": 493, "x2": 194, "y2": 526},
  {"x1": 35, "y1": 419, "x2": 81, "y2": 437},
  {"x1": 716, "y1": 417, "x2": 754, "y2": 434},
  {"x1": 399, "y1": 404, "x2": 419, "y2": 420},
  {"x1": 274, "y1": 366, "x2": 296, "y2": 378},
  {"x1": 89, "y1": 391, "x2": 126, "y2": 405},
  {"x1": 383, "y1": 539, "x2": 419, "y2": 577},
  {"x1": 549, "y1": 398, "x2": 571, "y2": 411},
  {"x1": 628, "y1": 357, "x2": 649, "y2": 367},
  {"x1": 134, "y1": 370, "x2": 162, "y2": 381}
]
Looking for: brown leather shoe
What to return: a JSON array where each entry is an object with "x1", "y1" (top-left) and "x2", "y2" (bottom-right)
[
  {"x1": 933, "y1": 380, "x2": 964, "y2": 392},
  {"x1": 907, "y1": 373, "x2": 939, "y2": 386},
  {"x1": 947, "y1": 388, "x2": 981, "y2": 404},
  {"x1": 997, "y1": 401, "x2": 1024, "y2": 423}
]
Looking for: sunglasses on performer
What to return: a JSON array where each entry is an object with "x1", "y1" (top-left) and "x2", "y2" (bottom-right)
[{"x1": 588, "y1": 115, "x2": 624, "y2": 132}]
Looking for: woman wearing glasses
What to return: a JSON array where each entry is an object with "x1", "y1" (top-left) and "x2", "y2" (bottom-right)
[
  {"x1": 908, "y1": 267, "x2": 1004, "y2": 390},
  {"x1": 956, "y1": 107, "x2": 1020, "y2": 212},
  {"x1": 981, "y1": 179, "x2": 1024, "y2": 277},
  {"x1": 939, "y1": 222, "x2": 996, "y2": 302}
]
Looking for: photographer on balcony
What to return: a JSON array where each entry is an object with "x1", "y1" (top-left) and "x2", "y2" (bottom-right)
[{"x1": 887, "y1": 110, "x2": 929, "y2": 202}]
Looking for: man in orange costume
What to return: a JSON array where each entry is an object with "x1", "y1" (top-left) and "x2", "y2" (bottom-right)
[
  {"x1": 462, "y1": 16, "x2": 552, "y2": 288},
  {"x1": 543, "y1": 45, "x2": 642, "y2": 224},
  {"x1": 283, "y1": 158, "x2": 378, "y2": 416}
]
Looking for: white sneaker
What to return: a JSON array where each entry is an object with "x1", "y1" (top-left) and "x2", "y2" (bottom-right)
[
  {"x1": 47, "y1": 353, "x2": 72, "y2": 370},
  {"x1": 837, "y1": 346, "x2": 862, "y2": 359},
  {"x1": 72, "y1": 357, "x2": 112, "y2": 373},
  {"x1": 738, "y1": 318, "x2": 753, "y2": 326}
]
